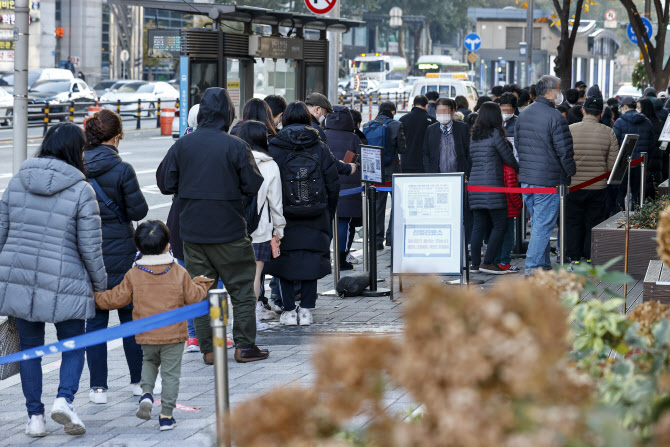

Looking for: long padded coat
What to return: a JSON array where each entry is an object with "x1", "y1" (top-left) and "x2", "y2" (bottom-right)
[
  {"x1": 514, "y1": 97, "x2": 576, "y2": 186},
  {"x1": 468, "y1": 128, "x2": 519, "y2": 210},
  {"x1": 0, "y1": 157, "x2": 107, "y2": 323},
  {"x1": 84, "y1": 145, "x2": 148, "y2": 288}
]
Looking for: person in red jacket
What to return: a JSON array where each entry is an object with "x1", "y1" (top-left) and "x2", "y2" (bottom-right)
[{"x1": 494, "y1": 163, "x2": 523, "y2": 272}]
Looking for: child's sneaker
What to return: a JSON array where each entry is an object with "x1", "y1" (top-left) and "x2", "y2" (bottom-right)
[
  {"x1": 186, "y1": 337, "x2": 200, "y2": 353},
  {"x1": 227, "y1": 338, "x2": 233, "y2": 349},
  {"x1": 159, "y1": 415, "x2": 177, "y2": 431},
  {"x1": 498, "y1": 264, "x2": 520, "y2": 273},
  {"x1": 136, "y1": 393, "x2": 153, "y2": 421}
]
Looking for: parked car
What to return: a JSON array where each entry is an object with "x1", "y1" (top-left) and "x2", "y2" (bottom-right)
[
  {"x1": 377, "y1": 80, "x2": 409, "y2": 100},
  {"x1": 100, "y1": 81, "x2": 178, "y2": 116},
  {"x1": 615, "y1": 84, "x2": 643, "y2": 100},
  {"x1": 0, "y1": 86, "x2": 12, "y2": 125},
  {"x1": 93, "y1": 79, "x2": 122, "y2": 97},
  {"x1": 27, "y1": 78, "x2": 96, "y2": 121},
  {"x1": 0, "y1": 68, "x2": 74, "y2": 94}
]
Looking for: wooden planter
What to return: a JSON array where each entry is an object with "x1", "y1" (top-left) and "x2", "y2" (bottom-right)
[
  {"x1": 591, "y1": 212, "x2": 658, "y2": 280},
  {"x1": 643, "y1": 260, "x2": 670, "y2": 305}
]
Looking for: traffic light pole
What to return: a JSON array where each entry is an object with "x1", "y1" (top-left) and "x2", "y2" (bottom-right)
[{"x1": 13, "y1": 0, "x2": 29, "y2": 174}]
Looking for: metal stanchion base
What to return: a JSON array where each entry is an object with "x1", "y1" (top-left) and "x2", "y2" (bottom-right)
[{"x1": 362, "y1": 287, "x2": 391, "y2": 297}]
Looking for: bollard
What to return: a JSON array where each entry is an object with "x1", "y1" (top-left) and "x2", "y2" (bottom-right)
[
  {"x1": 116, "y1": 99, "x2": 121, "y2": 115},
  {"x1": 209, "y1": 289, "x2": 232, "y2": 447},
  {"x1": 156, "y1": 98, "x2": 161, "y2": 128},
  {"x1": 136, "y1": 99, "x2": 142, "y2": 130},
  {"x1": 42, "y1": 103, "x2": 49, "y2": 136},
  {"x1": 623, "y1": 155, "x2": 633, "y2": 309},
  {"x1": 333, "y1": 209, "x2": 340, "y2": 289},
  {"x1": 361, "y1": 182, "x2": 368, "y2": 273},
  {"x1": 559, "y1": 184, "x2": 566, "y2": 265},
  {"x1": 368, "y1": 93, "x2": 373, "y2": 121},
  {"x1": 640, "y1": 152, "x2": 647, "y2": 206},
  {"x1": 69, "y1": 101, "x2": 74, "y2": 123}
]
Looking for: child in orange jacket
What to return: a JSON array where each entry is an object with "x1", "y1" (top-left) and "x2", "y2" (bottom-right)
[
  {"x1": 95, "y1": 220, "x2": 213, "y2": 431},
  {"x1": 494, "y1": 163, "x2": 523, "y2": 271}
]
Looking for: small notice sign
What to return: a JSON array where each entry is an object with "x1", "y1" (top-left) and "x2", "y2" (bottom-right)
[{"x1": 361, "y1": 145, "x2": 382, "y2": 183}]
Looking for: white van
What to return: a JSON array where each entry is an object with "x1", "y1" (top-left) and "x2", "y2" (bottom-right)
[
  {"x1": 409, "y1": 74, "x2": 479, "y2": 110},
  {"x1": 0, "y1": 68, "x2": 74, "y2": 93}
]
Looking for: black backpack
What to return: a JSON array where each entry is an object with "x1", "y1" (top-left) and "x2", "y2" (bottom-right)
[
  {"x1": 244, "y1": 194, "x2": 265, "y2": 236},
  {"x1": 280, "y1": 146, "x2": 327, "y2": 218}
]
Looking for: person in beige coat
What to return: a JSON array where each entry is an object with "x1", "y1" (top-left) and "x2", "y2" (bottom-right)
[
  {"x1": 95, "y1": 220, "x2": 213, "y2": 431},
  {"x1": 566, "y1": 96, "x2": 619, "y2": 263}
]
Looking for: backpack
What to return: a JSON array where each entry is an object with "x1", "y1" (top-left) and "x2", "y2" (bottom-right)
[
  {"x1": 280, "y1": 147, "x2": 327, "y2": 218},
  {"x1": 244, "y1": 194, "x2": 265, "y2": 236},
  {"x1": 363, "y1": 118, "x2": 394, "y2": 167}
]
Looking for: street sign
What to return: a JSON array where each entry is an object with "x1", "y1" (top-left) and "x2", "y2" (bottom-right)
[
  {"x1": 627, "y1": 17, "x2": 653, "y2": 45},
  {"x1": 604, "y1": 9, "x2": 617, "y2": 21},
  {"x1": 467, "y1": 52, "x2": 478, "y2": 64},
  {"x1": 464, "y1": 33, "x2": 482, "y2": 52},
  {"x1": 304, "y1": 0, "x2": 336, "y2": 15},
  {"x1": 120, "y1": 49, "x2": 129, "y2": 62}
]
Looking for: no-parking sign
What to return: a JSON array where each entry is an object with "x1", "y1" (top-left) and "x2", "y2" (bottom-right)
[{"x1": 305, "y1": 0, "x2": 337, "y2": 15}]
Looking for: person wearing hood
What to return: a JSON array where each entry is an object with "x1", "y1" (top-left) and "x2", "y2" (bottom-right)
[
  {"x1": 324, "y1": 105, "x2": 363, "y2": 270},
  {"x1": 266, "y1": 102, "x2": 340, "y2": 326},
  {"x1": 159, "y1": 87, "x2": 268, "y2": 364},
  {"x1": 613, "y1": 96, "x2": 656, "y2": 204},
  {"x1": 83, "y1": 109, "x2": 148, "y2": 406},
  {"x1": 644, "y1": 87, "x2": 669, "y2": 123},
  {"x1": 587, "y1": 85, "x2": 613, "y2": 127},
  {"x1": 0, "y1": 123, "x2": 107, "y2": 437}
]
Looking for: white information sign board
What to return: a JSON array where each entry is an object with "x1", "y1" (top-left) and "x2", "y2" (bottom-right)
[
  {"x1": 391, "y1": 173, "x2": 464, "y2": 275},
  {"x1": 660, "y1": 114, "x2": 670, "y2": 143},
  {"x1": 361, "y1": 145, "x2": 382, "y2": 183}
]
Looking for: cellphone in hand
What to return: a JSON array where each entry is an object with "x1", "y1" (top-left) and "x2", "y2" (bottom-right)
[{"x1": 271, "y1": 237, "x2": 281, "y2": 258}]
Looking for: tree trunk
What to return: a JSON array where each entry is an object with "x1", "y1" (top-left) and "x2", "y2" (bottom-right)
[
  {"x1": 412, "y1": 24, "x2": 424, "y2": 67},
  {"x1": 553, "y1": 40, "x2": 573, "y2": 93},
  {"x1": 398, "y1": 26, "x2": 407, "y2": 60}
]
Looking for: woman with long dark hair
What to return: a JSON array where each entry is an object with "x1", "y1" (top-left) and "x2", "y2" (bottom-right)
[
  {"x1": 468, "y1": 102, "x2": 519, "y2": 274},
  {"x1": 266, "y1": 102, "x2": 340, "y2": 326},
  {"x1": 230, "y1": 98, "x2": 277, "y2": 136},
  {"x1": 0, "y1": 123, "x2": 107, "y2": 437},
  {"x1": 235, "y1": 120, "x2": 285, "y2": 322},
  {"x1": 639, "y1": 97, "x2": 664, "y2": 195},
  {"x1": 83, "y1": 109, "x2": 148, "y2": 405}
]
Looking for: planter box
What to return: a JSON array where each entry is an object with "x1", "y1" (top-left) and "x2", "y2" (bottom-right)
[
  {"x1": 643, "y1": 260, "x2": 670, "y2": 305},
  {"x1": 591, "y1": 212, "x2": 658, "y2": 280}
]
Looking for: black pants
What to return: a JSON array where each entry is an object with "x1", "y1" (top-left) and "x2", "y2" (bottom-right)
[
  {"x1": 566, "y1": 188, "x2": 608, "y2": 261},
  {"x1": 470, "y1": 208, "x2": 507, "y2": 267},
  {"x1": 376, "y1": 191, "x2": 392, "y2": 246},
  {"x1": 277, "y1": 278, "x2": 317, "y2": 312}
]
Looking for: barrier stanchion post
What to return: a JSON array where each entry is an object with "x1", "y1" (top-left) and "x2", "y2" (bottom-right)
[
  {"x1": 362, "y1": 182, "x2": 368, "y2": 273},
  {"x1": 363, "y1": 185, "x2": 390, "y2": 297},
  {"x1": 156, "y1": 98, "x2": 161, "y2": 128},
  {"x1": 640, "y1": 152, "x2": 647, "y2": 205},
  {"x1": 623, "y1": 155, "x2": 633, "y2": 311},
  {"x1": 42, "y1": 103, "x2": 49, "y2": 136},
  {"x1": 559, "y1": 184, "x2": 566, "y2": 265},
  {"x1": 136, "y1": 99, "x2": 141, "y2": 130},
  {"x1": 368, "y1": 93, "x2": 372, "y2": 121},
  {"x1": 69, "y1": 101, "x2": 74, "y2": 123},
  {"x1": 209, "y1": 289, "x2": 232, "y2": 447},
  {"x1": 333, "y1": 209, "x2": 340, "y2": 289},
  {"x1": 116, "y1": 99, "x2": 121, "y2": 115}
]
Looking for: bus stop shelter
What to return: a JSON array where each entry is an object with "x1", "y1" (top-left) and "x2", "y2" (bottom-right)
[{"x1": 119, "y1": 0, "x2": 361, "y2": 133}]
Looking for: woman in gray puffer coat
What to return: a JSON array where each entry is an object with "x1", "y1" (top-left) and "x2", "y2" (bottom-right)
[
  {"x1": 0, "y1": 123, "x2": 107, "y2": 437},
  {"x1": 468, "y1": 102, "x2": 519, "y2": 275}
]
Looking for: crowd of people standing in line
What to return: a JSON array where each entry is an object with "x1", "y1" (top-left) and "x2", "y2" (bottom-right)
[{"x1": 0, "y1": 72, "x2": 667, "y2": 439}]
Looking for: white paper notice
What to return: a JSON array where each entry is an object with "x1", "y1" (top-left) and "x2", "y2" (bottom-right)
[{"x1": 361, "y1": 145, "x2": 382, "y2": 183}]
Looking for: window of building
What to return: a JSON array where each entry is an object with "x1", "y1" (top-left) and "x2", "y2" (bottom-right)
[{"x1": 506, "y1": 27, "x2": 523, "y2": 50}]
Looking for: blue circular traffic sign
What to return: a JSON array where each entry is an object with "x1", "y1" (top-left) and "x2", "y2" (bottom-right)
[
  {"x1": 627, "y1": 17, "x2": 652, "y2": 45},
  {"x1": 464, "y1": 33, "x2": 482, "y2": 52}
]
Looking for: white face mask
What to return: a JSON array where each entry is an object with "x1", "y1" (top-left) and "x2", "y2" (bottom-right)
[
  {"x1": 318, "y1": 114, "x2": 326, "y2": 124},
  {"x1": 502, "y1": 113, "x2": 514, "y2": 122},
  {"x1": 555, "y1": 92, "x2": 564, "y2": 105},
  {"x1": 436, "y1": 114, "x2": 452, "y2": 125}
]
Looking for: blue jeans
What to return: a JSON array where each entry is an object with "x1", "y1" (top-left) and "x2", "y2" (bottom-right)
[
  {"x1": 16, "y1": 318, "x2": 86, "y2": 417},
  {"x1": 86, "y1": 304, "x2": 143, "y2": 388},
  {"x1": 177, "y1": 259, "x2": 197, "y2": 338},
  {"x1": 495, "y1": 217, "x2": 516, "y2": 265},
  {"x1": 522, "y1": 184, "x2": 559, "y2": 274}
]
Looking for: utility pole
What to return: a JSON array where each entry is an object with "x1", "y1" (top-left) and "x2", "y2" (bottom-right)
[
  {"x1": 525, "y1": 0, "x2": 534, "y2": 86},
  {"x1": 327, "y1": 0, "x2": 341, "y2": 103},
  {"x1": 13, "y1": 0, "x2": 29, "y2": 173},
  {"x1": 644, "y1": 0, "x2": 651, "y2": 18}
]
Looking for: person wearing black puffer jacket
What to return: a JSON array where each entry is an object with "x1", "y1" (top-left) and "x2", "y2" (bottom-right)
[
  {"x1": 468, "y1": 102, "x2": 519, "y2": 275},
  {"x1": 638, "y1": 98, "x2": 664, "y2": 199},
  {"x1": 324, "y1": 105, "x2": 362, "y2": 270},
  {"x1": 613, "y1": 96, "x2": 656, "y2": 205},
  {"x1": 83, "y1": 109, "x2": 148, "y2": 405},
  {"x1": 266, "y1": 102, "x2": 340, "y2": 327}
]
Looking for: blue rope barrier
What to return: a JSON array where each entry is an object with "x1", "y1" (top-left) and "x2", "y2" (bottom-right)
[
  {"x1": 376, "y1": 187, "x2": 392, "y2": 192},
  {"x1": 339, "y1": 186, "x2": 364, "y2": 196},
  {"x1": 0, "y1": 301, "x2": 209, "y2": 365}
]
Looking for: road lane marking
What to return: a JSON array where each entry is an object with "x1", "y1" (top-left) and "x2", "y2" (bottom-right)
[
  {"x1": 135, "y1": 169, "x2": 156, "y2": 175},
  {"x1": 118, "y1": 151, "x2": 133, "y2": 156}
]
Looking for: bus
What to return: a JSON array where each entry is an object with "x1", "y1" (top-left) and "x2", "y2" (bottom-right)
[
  {"x1": 351, "y1": 54, "x2": 408, "y2": 82},
  {"x1": 413, "y1": 55, "x2": 468, "y2": 77}
]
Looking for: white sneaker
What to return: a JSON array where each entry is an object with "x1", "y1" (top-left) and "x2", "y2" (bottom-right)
[
  {"x1": 25, "y1": 414, "x2": 46, "y2": 437},
  {"x1": 50, "y1": 397, "x2": 86, "y2": 435},
  {"x1": 268, "y1": 299, "x2": 283, "y2": 313},
  {"x1": 256, "y1": 301, "x2": 276, "y2": 321},
  {"x1": 89, "y1": 388, "x2": 107, "y2": 404},
  {"x1": 298, "y1": 307, "x2": 313, "y2": 326},
  {"x1": 346, "y1": 253, "x2": 360, "y2": 265},
  {"x1": 280, "y1": 309, "x2": 298, "y2": 326},
  {"x1": 131, "y1": 383, "x2": 142, "y2": 396},
  {"x1": 154, "y1": 373, "x2": 162, "y2": 395},
  {"x1": 256, "y1": 319, "x2": 269, "y2": 331}
]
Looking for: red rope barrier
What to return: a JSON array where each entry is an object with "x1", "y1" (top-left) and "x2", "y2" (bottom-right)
[
  {"x1": 466, "y1": 185, "x2": 557, "y2": 194},
  {"x1": 569, "y1": 156, "x2": 644, "y2": 193}
]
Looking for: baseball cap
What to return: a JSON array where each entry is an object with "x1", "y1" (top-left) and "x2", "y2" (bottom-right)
[
  {"x1": 575, "y1": 81, "x2": 587, "y2": 89},
  {"x1": 305, "y1": 93, "x2": 333, "y2": 113},
  {"x1": 583, "y1": 96, "x2": 603, "y2": 113},
  {"x1": 621, "y1": 96, "x2": 637, "y2": 107}
]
